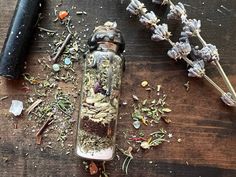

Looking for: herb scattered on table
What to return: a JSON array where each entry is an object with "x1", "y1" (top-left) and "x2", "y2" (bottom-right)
[
  {"x1": 119, "y1": 81, "x2": 172, "y2": 174},
  {"x1": 21, "y1": 2, "x2": 91, "y2": 152}
]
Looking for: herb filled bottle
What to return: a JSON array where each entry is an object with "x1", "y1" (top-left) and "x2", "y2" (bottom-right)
[{"x1": 76, "y1": 22, "x2": 125, "y2": 160}]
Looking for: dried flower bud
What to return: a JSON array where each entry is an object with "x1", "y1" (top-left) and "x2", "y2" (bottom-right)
[
  {"x1": 196, "y1": 44, "x2": 220, "y2": 63},
  {"x1": 152, "y1": 0, "x2": 170, "y2": 5},
  {"x1": 167, "y1": 41, "x2": 191, "y2": 60},
  {"x1": 221, "y1": 92, "x2": 236, "y2": 107},
  {"x1": 140, "y1": 141, "x2": 150, "y2": 149},
  {"x1": 179, "y1": 32, "x2": 190, "y2": 43},
  {"x1": 126, "y1": 0, "x2": 147, "y2": 16},
  {"x1": 167, "y1": 2, "x2": 187, "y2": 21},
  {"x1": 139, "y1": 11, "x2": 160, "y2": 29},
  {"x1": 151, "y1": 24, "x2": 171, "y2": 42},
  {"x1": 188, "y1": 60, "x2": 205, "y2": 78},
  {"x1": 183, "y1": 19, "x2": 201, "y2": 37}
]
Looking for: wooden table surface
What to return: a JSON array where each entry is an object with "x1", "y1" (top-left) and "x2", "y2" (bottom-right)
[{"x1": 0, "y1": 0, "x2": 236, "y2": 177}]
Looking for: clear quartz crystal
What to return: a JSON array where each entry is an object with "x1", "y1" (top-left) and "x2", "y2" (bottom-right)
[
  {"x1": 9, "y1": 100, "x2": 23, "y2": 116},
  {"x1": 76, "y1": 22, "x2": 125, "y2": 161}
]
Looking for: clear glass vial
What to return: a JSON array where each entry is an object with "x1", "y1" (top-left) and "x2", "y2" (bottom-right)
[{"x1": 76, "y1": 22, "x2": 125, "y2": 161}]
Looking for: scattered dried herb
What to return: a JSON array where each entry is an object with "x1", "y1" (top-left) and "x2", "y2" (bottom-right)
[
  {"x1": 140, "y1": 129, "x2": 167, "y2": 149},
  {"x1": 17, "y1": 2, "x2": 90, "y2": 154},
  {"x1": 132, "y1": 95, "x2": 139, "y2": 101},
  {"x1": 0, "y1": 96, "x2": 8, "y2": 101},
  {"x1": 35, "y1": 119, "x2": 53, "y2": 145},
  {"x1": 184, "y1": 81, "x2": 190, "y2": 91},
  {"x1": 26, "y1": 99, "x2": 43, "y2": 115},
  {"x1": 120, "y1": 147, "x2": 133, "y2": 174},
  {"x1": 131, "y1": 93, "x2": 172, "y2": 125},
  {"x1": 52, "y1": 33, "x2": 72, "y2": 62}
]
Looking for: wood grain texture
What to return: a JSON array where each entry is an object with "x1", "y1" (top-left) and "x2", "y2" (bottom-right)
[{"x1": 0, "y1": 0, "x2": 236, "y2": 177}]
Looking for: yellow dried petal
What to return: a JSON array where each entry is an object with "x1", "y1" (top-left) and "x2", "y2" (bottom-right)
[{"x1": 141, "y1": 81, "x2": 148, "y2": 87}]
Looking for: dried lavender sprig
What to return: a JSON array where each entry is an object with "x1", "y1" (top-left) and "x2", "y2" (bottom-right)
[
  {"x1": 151, "y1": 24, "x2": 172, "y2": 41},
  {"x1": 221, "y1": 92, "x2": 236, "y2": 107},
  {"x1": 127, "y1": 0, "x2": 161, "y2": 31},
  {"x1": 127, "y1": 0, "x2": 231, "y2": 105},
  {"x1": 152, "y1": 0, "x2": 171, "y2": 5},
  {"x1": 159, "y1": 0, "x2": 236, "y2": 101},
  {"x1": 167, "y1": 40, "x2": 226, "y2": 96},
  {"x1": 182, "y1": 56, "x2": 225, "y2": 96},
  {"x1": 126, "y1": 0, "x2": 147, "y2": 16},
  {"x1": 188, "y1": 60, "x2": 205, "y2": 78},
  {"x1": 182, "y1": 19, "x2": 201, "y2": 37},
  {"x1": 195, "y1": 32, "x2": 236, "y2": 101},
  {"x1": 167, "y1": 2, "x2": 187, "y2": 21},
  {"x1": 215, "y1": 61, "x2": 236, "y2": 100},
  {"x1": 139, "y1": 11, "x2": 160, "y2": 29}
]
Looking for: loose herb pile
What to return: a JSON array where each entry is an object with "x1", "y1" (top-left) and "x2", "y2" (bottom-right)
[
  {"x1": 22, "y1": 3, "x2": 91, "y2": 152},
  {"x1": 131, "y1": 90, "x2": 171, "y2": 128},
  {"x1": 119, "y1": 81, "x2": 172, "y2": 174}
]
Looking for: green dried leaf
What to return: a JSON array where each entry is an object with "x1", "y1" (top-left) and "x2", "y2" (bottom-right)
[
  {"x1": 147, "y1": 111, "x2": 153, "y2": 117},
  {"x1": 141, "y1": 107, "x2": 150, "y2": 112}
]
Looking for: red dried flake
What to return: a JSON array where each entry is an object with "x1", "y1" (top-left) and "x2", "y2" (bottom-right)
[
  {"x1": 89, "y1": 161, "x2": 98, "y2": 175},
  {"x1": 58, "y1": 11, "x2": 69, "y2": 20}
]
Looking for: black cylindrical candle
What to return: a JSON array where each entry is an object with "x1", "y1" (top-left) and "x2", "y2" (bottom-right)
[{"x1": 0, "y1": 0, "x2": 42, "y2": 79}]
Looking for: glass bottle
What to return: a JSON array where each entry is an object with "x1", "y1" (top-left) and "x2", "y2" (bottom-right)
[{"x1": 76, "y1": 22, "x2": 125, "y2": 161}]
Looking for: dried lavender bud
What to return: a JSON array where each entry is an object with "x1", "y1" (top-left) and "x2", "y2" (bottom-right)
[
  {"x1": 139, "y1": 11, "x2": 160, "y2": 29},
  {"x1": 167, "y1": 2, "x2": 187, "y2": 21},
  {"x1": 196, "y1": 44, "x2": 220, "y2": 63},
  {"x1": 126, "y1": 0, "x2": 147, "y2": 16},
  {"x1": 221, "y1": 92, "x2": 236, "y2": 107},
  {"x1": 179, "y1": 32, "x2": 190, "y2": 43},
  {"x1": 183, "y1": 19, "x2": 201, "y2": 37},
  {"x1": 152, "y1": 0, "x2": 170, "y2": 5},
  {"x1": 188, "y1": 60, "x2": 205, "y2": 78},
  {"x1": 167, "y1": 41, "x2": 191, "y2": 60},
  {"x1": 151, "y1": 24, "x2": 171, "y2": 42}
]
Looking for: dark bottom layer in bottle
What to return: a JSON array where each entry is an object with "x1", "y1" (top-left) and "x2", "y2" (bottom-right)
[{"x1": 80, "y1": 117, "x2": 116, "y2": 138}]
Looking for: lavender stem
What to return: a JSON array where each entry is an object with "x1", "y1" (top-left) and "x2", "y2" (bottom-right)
[
  {"x1": 166, "y1": 38, "x2": 226, "y2": 95},
  {"x1": 215, "y1": 60, "x2": 236, "y2": 100},
  {"x1": 196, "y1": 32, "x2": 207, "y2": 46},
  {"x1": 196, "y1": 32, "x2": 236, "y2": 100},
  {"x1": 182, "y1": 56, "x2": 225, "y2": 95}
]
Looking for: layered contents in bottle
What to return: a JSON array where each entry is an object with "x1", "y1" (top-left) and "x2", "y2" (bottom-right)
[{"x1": 76, "y1": 50, "x2": 123, "y2": 160}]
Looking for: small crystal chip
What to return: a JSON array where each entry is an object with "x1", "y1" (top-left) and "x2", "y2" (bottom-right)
[
  {"x1": 133, "y1": 120, "x2": 141, "y2": 129},
  {"x1": 9, "y1": 100, "x2": 23, "y2": 116}
]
